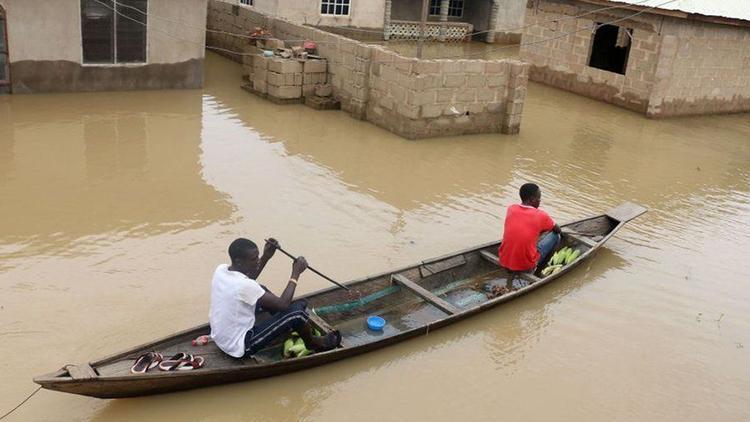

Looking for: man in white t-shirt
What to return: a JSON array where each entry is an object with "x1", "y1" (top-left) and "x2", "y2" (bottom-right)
[{"x1": 209, "y1": 238, "x2": 340, "y2": 358}]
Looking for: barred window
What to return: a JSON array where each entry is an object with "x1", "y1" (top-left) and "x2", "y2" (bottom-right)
[
  {"x1": 239, "y1": 0, "x2": 253, "y2": 6},
  {"x1": 429, "y1": 0, "x2": 464, "y2": 17},
  {"x1": 81, "y1": 0, "x2": 148, "y2": 64},
  {"x1": 321, "y1": 0, "x2": 350, "y2": 16}
]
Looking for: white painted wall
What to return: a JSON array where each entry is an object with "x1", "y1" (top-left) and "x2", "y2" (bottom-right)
[
  {"x1": 229, "y1": 0, "x2": 384, "y2": 28},
  {"x1": 0, "y1": 0, "x2": 206, "y2": 64}
]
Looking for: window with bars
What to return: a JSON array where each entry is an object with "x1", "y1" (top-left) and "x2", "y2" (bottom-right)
[
  {"x1": 239, "y1": 0, "x2": 253, "y2": 6},
  {"x1": 80, "y1": 0, "x2": 148, "y2": 64},
  {"x1": 321, "y1": 0, "x2": 350, "y2": 16},
  {"x1": 428, "y1": 0, "x2": 464, "y2": 17}
]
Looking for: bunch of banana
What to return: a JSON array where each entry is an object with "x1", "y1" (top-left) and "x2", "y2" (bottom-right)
[
  {"x1": 541, "y1": 247, "x2": 581, "y2": 276},
  {"x1": 282, "y1": 331, "x2": 315, "y2": 358}
]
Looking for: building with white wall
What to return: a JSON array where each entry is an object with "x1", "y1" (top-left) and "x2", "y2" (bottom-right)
[
  {"x1": 224, "y1": 0, "x2": 526, "y2": 43},
  {"x1": 0, "y1": 0, "x2": 207, "y2": 93}
]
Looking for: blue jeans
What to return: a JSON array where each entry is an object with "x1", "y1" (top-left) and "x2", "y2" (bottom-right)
[{"x1": 537, "y1": 232, "x2": 560, "y2": 267}]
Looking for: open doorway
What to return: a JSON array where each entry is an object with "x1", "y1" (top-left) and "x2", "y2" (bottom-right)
[{"x1": 0, "y1": 5, "x2": 9, "y2": 93}]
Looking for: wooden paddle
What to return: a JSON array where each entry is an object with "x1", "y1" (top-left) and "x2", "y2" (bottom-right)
[{"x1": 265, "y1": 239, "x2": 350, "y2": 291}]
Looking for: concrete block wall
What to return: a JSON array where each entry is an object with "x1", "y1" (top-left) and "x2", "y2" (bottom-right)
[
  {"x1": 519, "y1": 0, "x2": 750, "y2": 118},
  {"x1": 207, "y1": 0, "x2": 528, "y2": 138},
  {"x1": 367, "y1": 47, "x2": 529, "y2": 137},
  {"x1": 519, "y1": 0, "x2": 660, "y2": 114},
  {"x1": 648, "y1": 19, "x2": 750, "y2": 117}
]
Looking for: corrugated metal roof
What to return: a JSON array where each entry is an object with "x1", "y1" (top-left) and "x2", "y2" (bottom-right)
[{"x1": 610, "y1": 0, "x2": 750, "y2": 23}]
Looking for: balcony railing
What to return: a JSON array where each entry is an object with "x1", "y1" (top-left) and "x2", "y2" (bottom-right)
[{"x1": 387, "y1": 20, "x2": 473, "y2": 41}]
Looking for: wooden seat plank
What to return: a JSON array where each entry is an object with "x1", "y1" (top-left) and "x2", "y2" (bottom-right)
[
  {"x1": 68, "y1": 364, "x2": 98, "y2": 380},
  {"x1": 309, "y1": 312, "x2": 353, "y2": 348},
  {"x1": 479, "y1": 250, "x2": 499, "y2": 266},
  {"x1": 391, "y1": 274, "x2": 459, "y2": 315}
]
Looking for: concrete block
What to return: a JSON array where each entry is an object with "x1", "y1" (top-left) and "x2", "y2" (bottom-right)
[
  {"x1": 414, "y1": 60, "x2": 440, "y2": 74},
  {"x1": 254, "y1": 55, "x2": 269, "y2": 70},
  {"x1": 397, "y1": 103, "x2": 420, "y2": 119},
  {"x1": 436, "y1": 89, "x2": 454, "y2": 103},
  {"x1": 477, "y1": 88, "x2": 495, "y2": 101},
  {"x1": 268, "y1": 58, "x2": 303, "y2": 74},
  {"x1": 456, "y1": 89, "x2": 476, "y2": 103},
  {"x1": 461, "y1": 60, "x2": 485, "y2": 73},
  {"x1": 302, "y1": 84, "x2": 316, "y2": 97},
  {"x1": 303, "y1": 59, "x2": 327, "y2": 73},
  {"x1": 414, "y1": 75, "x2": 441, "y2": 90},
  {"x1": 253, "y1": 80, "x2": 267, "y2": 94},
  {"x1": 421, "y1": 104, "x2": 443, "y2": 118},
  {"x1": 439, "y1": 60, "x2": 462, "y2": 72},
  {"x1": 443, "y1": 74, "x2": 465, "y2": 88},
  {"x1": 268, "y1": 84, "x2": 301, "y2": 99},
  {"x1": 486, "y1": 74, "x2": 506, "y2": 88},
  {"x1": 407, "y1": 89, "x2": 436, "y2": 106},
  {"x1": 315, "y1": 84, "x2": 333, "y2": 97},
  {"x1": 467, "y1": 74, "x2": 485, "y2": 88},
  {"x1": 485, "y1": 61, "x2": 507, "y2": 73},
  {"x1": 252, "y1": 69, "x2": 267, "y2": 82},
  {"x1": 304, "y1": 72, "x2": 327, "y2": 84}
]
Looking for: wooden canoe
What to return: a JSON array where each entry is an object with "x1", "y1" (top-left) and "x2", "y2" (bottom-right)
[{"x1": 34, "y1": 202, "x2": 647, "y2": 398}]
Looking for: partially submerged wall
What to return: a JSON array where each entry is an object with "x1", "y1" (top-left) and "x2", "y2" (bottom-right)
[
  {"x1": 648, "y1": 20, "x2": 750, "y2": 117},
  {"x1": 2, "y1": 0, "x2": 207, "y2": 93},
  {"x1": 520, "y1": 0, "x2": 659, "y2": 114},
  {"x1": 520, "y1": 0, "x2": 750, "y2": 118},
  {"x1": 207, "y1": 0, "x2": 528, "y2": 139}
]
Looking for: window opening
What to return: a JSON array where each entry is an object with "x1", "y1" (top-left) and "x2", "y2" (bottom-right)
[
  {"x1": 239, "y1": 0, "x2": 253, "y2": 6},
  {"x1": 429, "y1": 0, "x2": 464, "y2": 17},
  {"x1": 81, "y1": 0, "x2": 148, "y2": 64},
  {"x1": 321, "y1": 0, "x2": 350, "y2": 16},
  {"x1": 588, "y1": 23, "x2": 632, "y2": 75}
]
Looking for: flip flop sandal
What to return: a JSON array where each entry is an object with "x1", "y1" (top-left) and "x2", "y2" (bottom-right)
[
  {"x1": 158, "y1": 353, "x2": 193, "y2": 371},
  {"x1": 130, "y1": 352, "x2": 163, "y2": 374},
  {"x1": 174, "y1": 356, "x2": 205, "y2": 371}
]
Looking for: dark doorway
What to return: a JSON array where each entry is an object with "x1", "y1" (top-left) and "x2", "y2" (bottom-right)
[
  {"x1": 0, "y1": 5, "x2": 9, "y2": 93},
  {"x1": 588, "y1": 23, "x2": 632, "y2": 75}
]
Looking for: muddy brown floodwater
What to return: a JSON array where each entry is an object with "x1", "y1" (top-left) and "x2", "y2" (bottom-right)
[{"x1": 1, "y1": 52, "x2": 749, "y2": 421}]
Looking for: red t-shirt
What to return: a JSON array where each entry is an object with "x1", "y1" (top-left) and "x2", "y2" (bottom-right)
[{"x1": 499, "y1": 204, "x2": 555, "y2": 271}]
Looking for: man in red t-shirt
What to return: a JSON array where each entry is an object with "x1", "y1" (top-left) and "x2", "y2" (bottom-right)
[{"x1": 499, "y1": 183, "x2": 562, "y2": 276}]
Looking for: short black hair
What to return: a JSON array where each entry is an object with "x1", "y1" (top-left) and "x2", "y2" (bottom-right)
[
  {"x1": 519, "y1": 183, "x2": 540, "y2": 202},
  {"x1": 228, "y1": 238, "x2": 258, "y2": 263}
]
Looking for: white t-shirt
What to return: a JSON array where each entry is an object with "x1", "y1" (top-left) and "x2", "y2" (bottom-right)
[{"x1": 209, "y1": 264, "x2": 266, "y2": 358}]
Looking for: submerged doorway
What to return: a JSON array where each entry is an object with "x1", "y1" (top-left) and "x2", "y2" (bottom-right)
[{"x1": 0, "y1": 5, "x2": 9, "y2": 93}]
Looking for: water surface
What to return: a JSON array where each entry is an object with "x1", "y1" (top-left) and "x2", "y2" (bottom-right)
[{"x1": 0, "y1": 52, "x2": 749, "y2": 421}]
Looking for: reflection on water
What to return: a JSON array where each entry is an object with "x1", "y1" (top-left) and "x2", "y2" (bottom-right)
[{"x1": 1, "y1": 52, "x2": 749, "y2": 421}]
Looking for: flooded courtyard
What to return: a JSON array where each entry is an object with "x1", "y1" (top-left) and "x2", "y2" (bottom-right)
[{"x1": 1, "y1": 52, "x2": 749, "y2": 421}]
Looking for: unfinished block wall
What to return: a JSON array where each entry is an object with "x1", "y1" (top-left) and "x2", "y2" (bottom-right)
[
  {"x1": 520, "y1": 0, "x2": 660, "y2": 114},
  {"x1": 648, "y1": 20, "x2": 750, "y2": 117},
  {"x1": 520, "y1": 0, "x2": 750, "y2": 118},
  {"x1": 207, "y1": 0, "x2": 528, "y2": 138}
]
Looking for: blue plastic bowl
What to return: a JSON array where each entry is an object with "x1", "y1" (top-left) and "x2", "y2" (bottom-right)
[{"x1": 367, "y1": 316, "x2": 386, "y2": 331}]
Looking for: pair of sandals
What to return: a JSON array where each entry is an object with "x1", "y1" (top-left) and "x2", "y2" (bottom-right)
[{"x1": 130, "y1": 352, "x2": 205, "y2": 374}]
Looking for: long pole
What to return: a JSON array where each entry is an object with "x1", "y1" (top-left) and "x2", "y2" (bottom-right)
[
  {"x1": 265, "y1": 240, "x2": 350, "y2": 291},
  {"x1": 416, "y1": 0, "x2": 429, "y2": 58}
]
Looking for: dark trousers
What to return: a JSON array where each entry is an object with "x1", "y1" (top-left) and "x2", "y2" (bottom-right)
[{"x1": 243, "y1": 300, "x2": 309, "y2": 356}]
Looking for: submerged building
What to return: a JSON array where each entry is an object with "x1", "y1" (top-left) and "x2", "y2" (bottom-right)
[
  {"x1": 228, "y1": 0, "x2": 527, "y2": 43},
  {"x1": 0, "y1": 0, "x2": 207, "y2": 93},
  {"x1": 520, "y1": 0, "x2": 750, "y2": 117}
]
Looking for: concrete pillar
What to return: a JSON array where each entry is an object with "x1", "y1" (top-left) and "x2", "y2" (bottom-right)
[
  {"x1": 384, "y1": 0, "x2": 392, "y2": 40},
  {"x1": 486, "y1": 0, "x2": 501, "y2": 43},
  {"x1": 438, "y1": 0, "x2": 449, "y2": 41}
]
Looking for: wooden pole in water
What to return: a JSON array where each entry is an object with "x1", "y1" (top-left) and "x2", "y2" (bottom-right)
[{"x1": 416, "y1": 0, "x2": 429, "y2": 58}]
